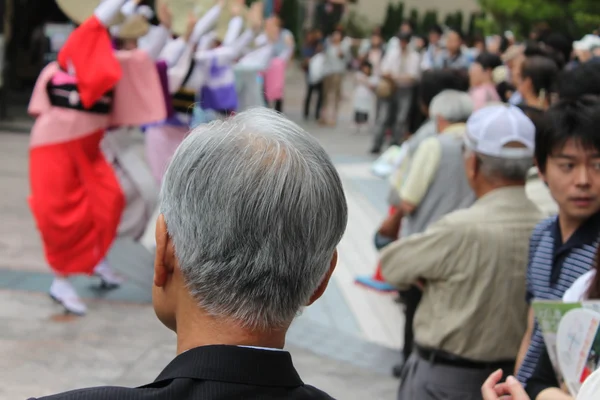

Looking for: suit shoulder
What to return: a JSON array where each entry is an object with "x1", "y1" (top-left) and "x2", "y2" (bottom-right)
[
  {"x1": 34, "y1": 386, "x2": 139, "y2": 400},
  {"x1": 301, "y1": 385, "x2": 337, "y2": 399}
]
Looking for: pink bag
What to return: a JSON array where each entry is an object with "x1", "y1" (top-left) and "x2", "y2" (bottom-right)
[{"x1": 263, "y1": 58, "x2": 286, "y2": 102}]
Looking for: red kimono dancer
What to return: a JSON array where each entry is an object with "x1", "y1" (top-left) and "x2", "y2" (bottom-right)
[{"x1": 28, "y1": 2, "x2": 166, "y2": 315}]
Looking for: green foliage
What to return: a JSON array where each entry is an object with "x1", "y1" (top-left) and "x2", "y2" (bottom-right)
[
  {"x1": 381, "y1": 2, "x2": 396, "y2": 39},
  {"x1": 467, "y1": 12, "x2": 481, "y2": 38},
  {"x1": 395, "y1": 2, "x2": 405, "y2": 30},
  {"x1": 382, "y1": 1, "x2": 405, "y2": 39},
  {"x1": 477, "y1": 0, "x2": 600, "y2": 38},
  {"x1": 421, "y1": 10, "x2": 439, "y2": 34},
  {"x1": 409, "y1": 8, "x2": 419, "y2": 32},
  {"x1": 454, "y1": 11, "x2": 464, "y2": 31}
]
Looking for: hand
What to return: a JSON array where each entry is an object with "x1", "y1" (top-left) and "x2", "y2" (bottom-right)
[
  {"x1": 183, "y1": 12, "x2": 198, "y2": 41},
  {"x1": 230, "y1": 0, "x2": 245, "y2": 17},
  {"x1": 157, "y1": 1, "x2": 173, "y2": 30},
  {"x1": 247, "y1": 1, "x2": 264, "y2": 31},
  {"x1": 217, "y1": 0, "x2": 226, "y2": 8},
  {"x1": 377, "y1": 209, "x2": 402, "y2": 239},
  {"x1": 482, "y1": 370, "x2": 530, "y2": 400}
]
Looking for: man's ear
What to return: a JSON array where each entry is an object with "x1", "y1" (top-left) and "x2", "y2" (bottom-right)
[
  {"x1": 307, "y1": 250, "x2": 338, "y2": 306},
  {"x1": 154, "y1": 214, "x2": 172, "y2": 287}
]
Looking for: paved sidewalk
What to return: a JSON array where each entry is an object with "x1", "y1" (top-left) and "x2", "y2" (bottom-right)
[{"x1": 0, "y1": 67, "x2": 403, "y2": 399}]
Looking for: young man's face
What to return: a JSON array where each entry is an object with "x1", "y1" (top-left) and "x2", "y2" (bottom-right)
[{"x1": 541, "y1": 139, "x2": 600, "y2": 220}]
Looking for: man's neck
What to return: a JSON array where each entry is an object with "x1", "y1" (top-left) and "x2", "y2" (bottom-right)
[
  {"x1": 558, "y1": 212, "x2": 586, "y2": 243},
  {"x1": 474, "y1": 181, "x2": 524, "y2": 199},
  {"x1": 174, "y1": 310, "x2": 289, "y2": 355}
]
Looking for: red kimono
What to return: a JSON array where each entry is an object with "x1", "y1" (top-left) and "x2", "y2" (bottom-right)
[{"x1": 28, "y1": 16, "x2": 166, "y2": 276}]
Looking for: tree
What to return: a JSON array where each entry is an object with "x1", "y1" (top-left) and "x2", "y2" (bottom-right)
[
  {"x1": 394, "y1": 2, "x2": 405, "y2": 31},
  {"x1": 421, "y1": 10, "x2": 439, "y2": 35},
  {"x1": 381, "y1": 2, "x2": 396, "y2": 39},
  {"x1": 477, "y1": 0, "x2": 600, "y2": 38},
  {"x1": 409, "y1": 8, "x2": 419, "y2": 33},
  {"x1": 444, "y1": 13, "x2": 455, "y2": 29},
  {"x1": 454, "y1": 11, "x2": 464, "y2": 31},
  {"x1": 467, "y1": 12, "x2": 481, "y2": 38}
]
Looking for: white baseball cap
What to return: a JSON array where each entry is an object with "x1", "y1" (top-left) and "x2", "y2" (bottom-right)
[
  {"x1": 573, "y1": 34, "x2": 600, "y2": 52},
  {"x1": 465, "y1": 104, "x2": 536, "y2": 159}
]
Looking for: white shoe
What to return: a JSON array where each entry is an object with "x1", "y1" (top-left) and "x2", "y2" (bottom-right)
[
  {"x1": 49, "y1": 278, "x2": 87, "y2": 316},
  {"x1": 94, "y1": 259, "x2": 124, "y2": 289}
]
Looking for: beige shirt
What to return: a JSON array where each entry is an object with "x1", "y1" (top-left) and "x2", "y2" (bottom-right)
[
  {"x1": 400, "y1": 123, "x2": 467, "y2": 205},
  {"x1": 381, "y1": 187, "x2": 544, "y2": 361}
]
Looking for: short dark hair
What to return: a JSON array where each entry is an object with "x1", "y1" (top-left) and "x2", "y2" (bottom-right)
[
  {"x1": 557, "y1": 62, "x2": 600, "y2": 100},
  {"x1": 475, "y1": 52, "x2": 503, "y2": 71},
  {"x1": 536, "y1": 96, "x2": 600, "y2": 172},
  {"x1": 429, "y1": 24, "x2": 443, "y2": 35},
  {"x1": 447, "y1": 28, "x2": 464, "y2": 41},
  {"x1": 521, "y1": 55, "x2": 559, "y2": 97},
  {"x1": 419, "y1": 69, "x2": 469, "y2": 109},
  {"x1": 401, "y1": 19, "x2": 415, "y2": 31}
]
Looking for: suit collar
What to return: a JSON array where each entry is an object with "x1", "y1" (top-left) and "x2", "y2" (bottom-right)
[{"x1": 148, "y1": 345, "x2": 304, "y2": 388}]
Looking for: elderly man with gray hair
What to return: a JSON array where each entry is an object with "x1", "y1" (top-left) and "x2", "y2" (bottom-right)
[
  {"x1": 381, "y1": 104, "x2": 543, "y2": 399},
  {"x1": 33, "y1": 108, "x2": 347, "y2": 400}
]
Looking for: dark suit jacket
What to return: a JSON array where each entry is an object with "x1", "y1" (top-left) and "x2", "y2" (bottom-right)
[{"x1": 30, "y1": 345, "x2": 335, "y2": 400}]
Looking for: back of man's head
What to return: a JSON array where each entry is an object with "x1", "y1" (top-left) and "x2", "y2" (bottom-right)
[
  {"x1": 159, "y1": 108, "x2": 348, "y2": 331},
  {"x1": 464, "y1": 105, "x2": 535, "y2": 186},
  {"x1": 429, "y1": 90, "x2": 473, "y2": 126}
]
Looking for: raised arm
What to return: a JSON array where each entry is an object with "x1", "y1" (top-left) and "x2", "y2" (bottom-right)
[
  {"x1": 139, "y1": 26, "x2": 171, "y2": 60},
  {"x1": 194, "y1": 28, "x2": 254, "y2": 64},
  {"x1": 95, "y1": 0, "x2": 128, "y2": 27},
  {"x1": 223, "y1": 16, "x2": 244, "y2": 46},
  {"x1": 188, "y1": 3, "x2": 223, "y2": 45},
  {"x1": 138, "y1": 2, "x2": 172, "y2": 59}
]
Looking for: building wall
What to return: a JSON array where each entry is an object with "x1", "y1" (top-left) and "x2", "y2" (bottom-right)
[{"x1": 352, "y1": 0, "x2": 480, "y2": 28}]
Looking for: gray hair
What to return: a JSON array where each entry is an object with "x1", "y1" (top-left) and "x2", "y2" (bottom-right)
[
  {"x1": 477, "y1": 153, "x2": 533, "y2": 181},
  {"x1": 160, "y1": 108, "x2": 348, "y2": 330},
  {"x1": 430, "y1": 90, "x2": 474, "y2": 123}
]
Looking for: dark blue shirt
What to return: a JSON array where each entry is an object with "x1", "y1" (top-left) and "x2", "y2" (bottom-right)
[{"x1": 517, "y1": 213, "x2": 600, "y2": 385}]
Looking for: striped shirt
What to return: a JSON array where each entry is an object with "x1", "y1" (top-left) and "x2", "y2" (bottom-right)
[{"x1": 517, "y1": 214, "x2": 600, "y2": 385}]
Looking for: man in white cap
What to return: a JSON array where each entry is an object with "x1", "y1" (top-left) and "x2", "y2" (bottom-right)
[
  {"x1": 573, "y1": 34, "x2": 600, "y2": 65},
  {"x1": 380, "y1": 104, "x2": 543, "y2": 399}
]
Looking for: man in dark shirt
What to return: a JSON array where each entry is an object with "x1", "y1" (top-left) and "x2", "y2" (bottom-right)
[
  {"x1": 516, "y1": 97, "x2": 600, "y2": 394},
  {"x1": 28, "y1": 109, "x2": 348, "y2": 400}
]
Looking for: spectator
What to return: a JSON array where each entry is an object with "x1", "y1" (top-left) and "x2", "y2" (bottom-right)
[
  {"x1": 515, "y1": 55, "x2": 559, "y2": 126},
  {"x1": 383, "y1": 90, "x2": 476, "y2": 372},
  {"x1": 319, "y1": 28, "x2": 350, "y2": 126},
  {"x1": 516, "y1": 97, "x2": 600, "y2": 386},
  {"x1": 382, "y1": 104, "x2": 542, "y2": 399},
  {"x1": 32, "y1": 108, "x2": 348, "y2": 400},
  {"x1": 302, "y1": 29, "x2": 324, "y2": 121},
  {"x1": 357, "y1": 69, "x2": 470, "y2": 294},
  {"x1": 469, "y1": 52, "x2": 503, "y2": 110},
  {"x1": 352, "y1": 60, "x2": 377, "y2": 133},
  {"x1": 421, "y1": 25, "x2": 443, "y2": 70},
  {"x1": 573, "y1": 34, "x2": 600, "y2": 66},
  {"x1": 371, "y1": 32, "x2": 421, "y2": 153},
  {"x1": 438, "y1": 28, "x2": 471, "y2": 70}
]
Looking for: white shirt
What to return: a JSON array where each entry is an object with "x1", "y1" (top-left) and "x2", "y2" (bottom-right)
[
  {"x1": 353, "y1": 72, "x2": 377, "y2": 112},
  {"x1": 380, "y1": 46, "x2": 421, "y2": 85},
  {"x1": 563, "y1": 270, "x2": 595, "y2": 302}
]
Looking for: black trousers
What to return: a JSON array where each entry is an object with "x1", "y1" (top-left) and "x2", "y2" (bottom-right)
[
  {"x1": 400, "y1": 285, "x2": 422, "y2": 360},
  {"x1": 304, "y1": 81, "x2": 323, "y2": 120}
]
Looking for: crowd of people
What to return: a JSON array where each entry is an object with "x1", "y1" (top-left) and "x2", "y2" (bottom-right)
[
  {"x1": 19, "y1": 0, "x2": 600, "y2": 398},
  {"x1": 326, "y1": 16, "x2": 600, "y2": 400}
]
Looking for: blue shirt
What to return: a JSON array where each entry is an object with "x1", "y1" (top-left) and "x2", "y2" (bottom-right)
[{"x1": 517, "y1": 214, "x2": 600, "y2": 385}]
